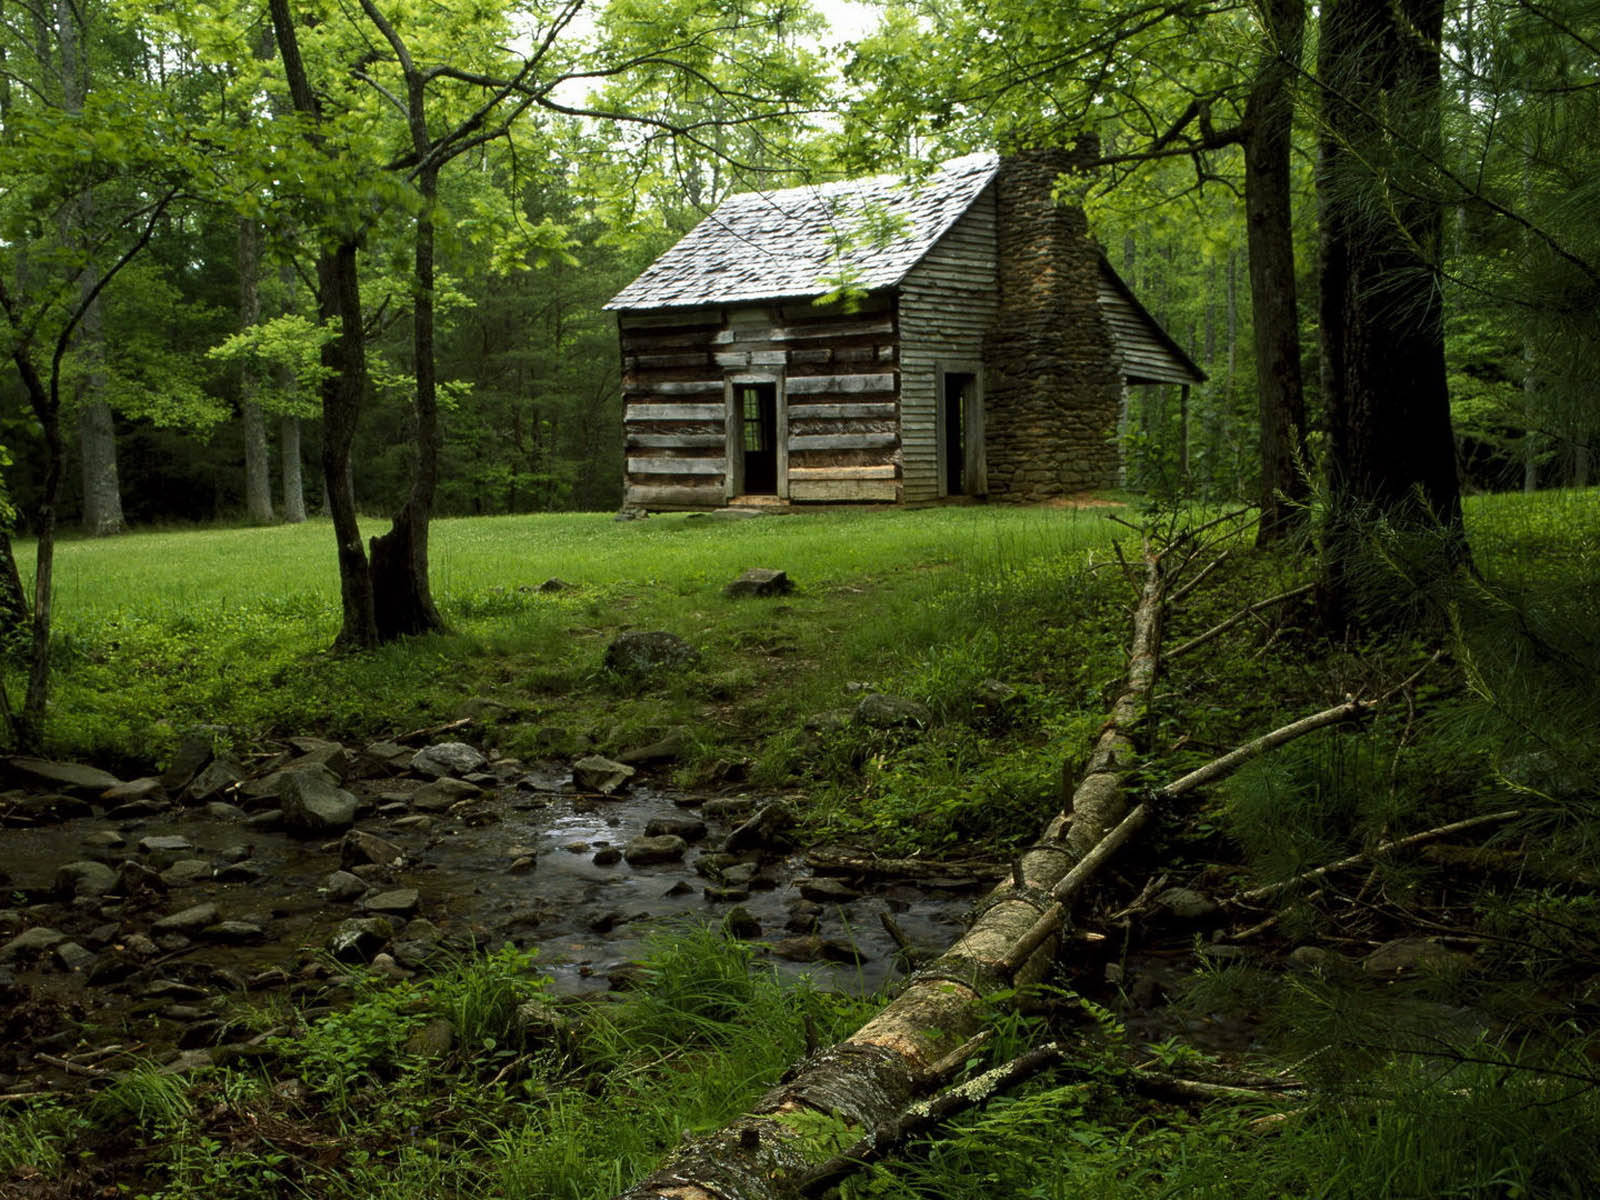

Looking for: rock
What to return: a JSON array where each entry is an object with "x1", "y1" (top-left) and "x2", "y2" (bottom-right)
[
  {"x1": 702, "y1": 797, "x2": 756, "y2": 822},
  {"x1": 618, "y1": 726, "x2": 693, "y2": 766},
  {"x1": 202, "y1": 921, "x2": 265, "y2": 944},
  {"x1": 340, "y1": 829, "x2": 405, "y2": 870},
  {"x1": 591, "y1": 848, "x2": 621, "y2": 867},
  {"x1": 1, "y1": 926, "x2": 65, "y2": 960},
  {"x1": 537, "y1": 577, "x2": 573, "y2": 594},
  {"x1": 1289, "y1": 945, "x2": 1348, "y2": 974},
  {"x1": 217, "y1": 844, "x2": 253, "y2": 864},
  {"x1": 972, "y1": 679, "x2": 1020, "y2": 724},
  {"x1": 245, "y1": 809, "x2": 283, "y2": 831},
  {"x1": 288, "y1": 744, "x2": 355, "y2": 782},
  {"x1": 328, "y1": 916, "x2": 394, "y2": 963},
  {"x1": 1362, "y1": 938, "x2": 1474, "y2": 977},
  {"x1": 123, "y1": 933, "x2": 158, "y2": 958},
  {"x1": 1154, "y1": 887, "x2": 1219, "y2": 921},
  {"x1": 722, "y1": 907, "x2": 762, "y2": 938},
  {"x1": 362, "y1": 888, "x2": 420, "y2": 918},
  {"x1": 152, "y1": 904, "x2": 220, "y2": 935},
  {"x1": 109, "y1": 797, "x2": 171, "y2": 819},
  {"x1": 277, "y1": 768, "x2": 359, "y2": 835},
  {"x1": 410, "y1": 777, "x2": 483, "y2": 812},
  {"x1": 854, "y1": 693, "x2": 931, "y2": 729},
  {"x1": 603, "y1": 631, "x2": 699, "y2": 678},
  {"x1": 797, "y1": 877, "x2": 861, "y2": 904},
  {"x1": 572, "y1": 755, "x2": 635, "y2": 795},
  {"x1": 772, "y1": 936, "x2": 825, "y2": 962},
  {"x1": 508, "y1": 856, "x2": 537, "y2": 874},
  {"x1": 138, "y1": 834, "x2": 194, "y2": 858},
  {"x1": 3, "y1": 756, "x2": 124, "y2": 796},
  {"x1": 392, "y1": 815, "x2": 432, "y2": 832},
  {"x1": 361, "y1": 741, "x2": 413, "y2": 773},
  {"x1": 324, "y1": 871, "x2": 369, "y2": 902},
  {"x1": 723, "y1": 801, "x2": 797, "y2": 853},
  {"x1": 406, "y1": 1017, "x2": 455, "y2": 1059},
  {"x1": 663, "y1": 880, "x2": 694, "y2": 898},
  {"x1": 724, "y1": 568, "x2": 793, "y2": 598},
  {"x1": 215, "y1": 863, "x2": 265, "y2": 884},
  {"x1": 204, "y1": 802, "x2": 247, "y2": 822},
  {"x1": 160, "y1": 860, "x2": 214, "y2": 887},
  {"x1": 623, "y1": 834, "x2": 688, "y2": 866},
  {"x1": 53, "y1": 942, "x2": 94, "y2": 971},
  {"x1": 55, "y1": 860, "x2": 118, "y2": 899},
  {"x1": 117, "y1": 860, "x2": 167, "y2": 894},
  {"x1": 162, "y1": 730, "x2": 221, "y2": 791},
  {"x1": 704, "y1": 885, "x2": 751, "y2": 903},
  {"x1": 87, "y1": 951, "x2": 138, "y2": 985},
  {"x1": 645, "y1": 816, "x2": 706, "y2": 841},
  {"x1": 101, "y1": 777, "x2": 165, "y2": 805},
  {"x1": 410, "y1": 742, "x2": 487, "y2": 779},
  {"x1": 183, "y1": 756, "x2": 244, "y2": 804}
]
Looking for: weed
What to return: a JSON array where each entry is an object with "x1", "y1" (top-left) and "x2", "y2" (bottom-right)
[{"x1": 86, "y1": 1061, "x2": 194, "y2": 1130}]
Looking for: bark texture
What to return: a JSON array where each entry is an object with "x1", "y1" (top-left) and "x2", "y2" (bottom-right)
[
  {"x1": 1245, "y1": 0, "x2": 1308, "y2": 544},
  {"x1": 238, "y1": 218, "x2": 274, "y2": 524},
  {"x1": 280, "y1": 414, "x2": 306, "y2": 523},
  {"x1": 1317, "y1": 0, "x2": 1464, "y2": 624}
]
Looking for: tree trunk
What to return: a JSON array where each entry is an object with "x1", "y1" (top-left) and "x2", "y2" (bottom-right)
[
  {"x1": 1245, "y1": 0, "x2": 1309, "y2": 544},
  {"x1": 369, "y1": 159, "x2": 444, "y2": 639},
  {"x1": 280, "y1": 414, "x2": 306, "y2": 523},
  {"x1": 76, "y1": 397, "x2": 123, "y2": 535},
  {"x1": 269, "y1": 0, "x2": 378, "y2": 648},
  {"x1": 0, "y1": 528, "x2": 27, "y2": 643},
  {"x1": 1317, "y1": 0, "x2": 1463, "y2": 627},
  {"x1": 238, "y1": 218, "x2": 274, "y2": 524}
]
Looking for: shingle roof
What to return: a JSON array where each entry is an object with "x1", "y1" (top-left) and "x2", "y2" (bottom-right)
[{"x1": 605, "y1": 153, "x2": 1001, "y2": 311}]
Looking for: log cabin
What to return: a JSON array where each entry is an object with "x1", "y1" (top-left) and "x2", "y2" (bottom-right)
[{"x1": 605, "y1": 146, "x2": 1205, "y2": 509}]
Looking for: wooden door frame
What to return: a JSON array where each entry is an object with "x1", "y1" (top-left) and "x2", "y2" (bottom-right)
[
  {"x1": 725, "y1": 372, "x2": 788, "y2": 500},
  {"x1": 935, "y1": 361, "x2": 986, "y2": 497}
]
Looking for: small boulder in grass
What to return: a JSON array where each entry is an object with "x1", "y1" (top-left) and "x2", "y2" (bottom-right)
[
  {"x1": 573, "y1": 755, "x2": 635, "y2": 795},
  {"x1": 409, "y1": 742, "x2": 486, "y2": 779},
  {"x1": 724, "y1": 568, "x2": 793, "y2": 598}
]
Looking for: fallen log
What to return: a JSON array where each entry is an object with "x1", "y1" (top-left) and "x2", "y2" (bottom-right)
[{"x1": 611, "y1": 545, "x2": 1174, "y2": 1200}]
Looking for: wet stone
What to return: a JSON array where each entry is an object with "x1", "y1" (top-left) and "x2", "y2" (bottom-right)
[
  {"x1": 702, "y1": 797, "x2": 756, "y2": 822},
  {"x1": 329, "y1": 917, "x2": 394, "y2": 963},
  {"x1": 154, "y1": 934, "x2": 193, "y2": 953},
  {"x1": 723, "y1": 801, "x2": 797, "y2": 853},
  {"x1": 562, "y1": 841, "x2": 590, "y2": 855},
  {"x1": 411, "y1": 778, "x2": 482, "y2": 812},
  {"x1": 118, "y1": 860, "x2": 167, "y2": 894},
  {"x1": 55, "y1": 860, "x2": 118, "y2": 899},
  {"x1": 324, "y1": 870, "x2": 368, "y2": 902},
  {"x1": 54, "y1": 941, "x2": 94, "y2": 971},
  {"x1": 217, "y1": 844, "x2": 253, "y2": 864},
  {"x1": 183, "y1": 757, "x2": 245, "y2": 804},
  {"x1": 278, "y1": 768, "x2": 358, "y2": 835},
  {"x1": 214, "y1": 863, "x2": 266, "y2": 884},
  {"x1": 341, "y1": 829, "x2": 404, "y2": 869},
  {"x1": 245, "y1": 809, "x2": 283, "y2": 831},
  {"x1": 160, "y1": 860, "x2": 214, "y2": 887},
  {"x1": 645, "y1": 816, "x2": 706, "y2": 842},
  {"x1": 0, "y1": 927, "x2": 64, "y2": 960},
  {"x1": 592, "y1": 847, "x2": 622, "y2": 867},
  {"x1": 204, "y1": 802, "x2": 247, "y2": 822},
  {"x1": 623, "y1": 835, "x2": 687, "y2": 866},
  {"x1": 139, "y1": 835, "x2": 194, "y2": 857},
  {"x1": 83, "y1": 830, "x2": 126, "y2": 850},
  {"x1": 572, "y1": 755, "x2": 635, "y2": 796},
  {"x1": 797, "y1": 877, "x2": 862, "y2": 904},
  {"x1": 663, "y1": 881, "x2": 694, "y2": 898},
  {"x1": 101, "y1": 777, "x2": 165, "y2": 805},
  {"x1": 723, "y1": 907, "x2": 762, "y2": 939},
  {"x1": 410, "y1": 742, "x2": 486, "y2": 779},
  {"x1": 704, "y1": 885, "x2": 750, "y2": 903},
  {"x1": 392, "y1": 815, "x2": 432, "y2": 831},
  {"x1": 152, "y1": 904, "x2": 220, "y2": 935},
  {"x1": 508, "y1": 856, "x2": 538, "y2": 874},
  {"x1": 4, "y1": 756, "x2": 124, "y2": 796},
  {"x1": 109, "y1": 797, "x2": 170, "y2": 820},
  {"x1": 362, "y1": 888, "x2": 420, "y2": 918}
]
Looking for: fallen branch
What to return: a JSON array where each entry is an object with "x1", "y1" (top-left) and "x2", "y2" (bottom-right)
[
  {"x1": 1168, "y1": 550, "x2": 1230, "y2": 606},
  {"x1": 1167, "y1": 583, "x2": 1314, "y2": 661},
  {"x1": 1238, "y1": 809, "x2": 1525, "y2": 904}
]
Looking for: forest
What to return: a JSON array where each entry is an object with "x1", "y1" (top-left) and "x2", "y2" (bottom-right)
[{"x1": 0, "y1": 0, "x2": 1598, "y2": 1196}]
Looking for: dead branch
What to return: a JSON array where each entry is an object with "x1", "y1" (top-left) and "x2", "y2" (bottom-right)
[
  {"x1": 1167, "y1": 582, "x2": 1314, "y2": 661},
  {"x1": 1238, "y1": 809, "x2": 1524, "y2": 904},
  {"x1": 1168, "y1": 550, "x2": 1230, "y2": 606}
]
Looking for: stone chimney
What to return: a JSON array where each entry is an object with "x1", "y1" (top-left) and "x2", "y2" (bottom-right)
[{"x1": 982, "y1": 139, "x2": 1124, "y2": 500}]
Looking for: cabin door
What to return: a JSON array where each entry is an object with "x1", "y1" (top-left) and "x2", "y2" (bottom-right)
[
  {"x1": 738, "y1": 382, "x2": 779, "y2": 494},
  {"x1": 939, "y1": 369, "x2": 985, "y2": 496}
]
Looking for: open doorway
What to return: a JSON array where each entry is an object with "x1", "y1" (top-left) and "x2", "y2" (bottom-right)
[
  {"x1": 939, "y1": 369, "x2": 983, "y2": 496},
  {"x1": 738, "y1": 381, "x2": 778, "y2": 494}
]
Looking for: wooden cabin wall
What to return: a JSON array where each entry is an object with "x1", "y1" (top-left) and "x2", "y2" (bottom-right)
[
  {"x1": 619, "y1": 296, "x2": 901, "y2": 507},
  {"x1": 897, "y1": 187, "x2": 1000, "y2": 501}
]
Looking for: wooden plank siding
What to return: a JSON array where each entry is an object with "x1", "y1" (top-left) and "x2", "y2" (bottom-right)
[
  {"x1": 617, "y1": 299, "x2": 902, "y2": 506},
  {"x1": 1096, "y1": 273, "x2": 1205, "y2": 386},
  {"x1": 895, "y1": 185, "x2": 1000, "y2": 501}
]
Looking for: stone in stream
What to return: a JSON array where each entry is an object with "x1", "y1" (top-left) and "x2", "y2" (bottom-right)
[
  {"x1": 277, "y1": 767, "x2": 359, "y2": 835},
  {"x1": 215, "y1": 862, "x2": 266, "y2": 884},
  {"x1": 645, "y1": 816, "x2": 706, "y2": 842},
  {"x1": 702, "y1": 797, "x2": 755, "y2": 822},
  {"x1": 54, "y1": 941, "x2": 94, "y2": 971},
  {"x1": 329, "y1": 917, "x2": 394, "y2": 963},
  {"x1": 340, "y1": 829, "x2": 404, "y2": 869},
  {"x1": 1, "y1": 926, "x2": 65, "y2": 961},
  {"x1": 183, "y1": 756, "x2": 245, "y2": 804},
  {"x1": 324, "y1": 871, "x2": 368, "y2": 902},
  {"x1": 572, "y1": 755, "x2": 635, "y2": 795},
  {"x1": 591, "y1": 848, "x2": 621, "y2": 868},
  {"x1": 508, "y1": 856, "x2": 538, "y2": 874},
  {"x1": 618, "y1": 727, "x2": 693, "y2": 766},
  {"x1": 101, "y1": 777, "x2": 165, "y2": 805},
  {"x1": 201, "y1": 921, "x2": 266, "y2": 944},
  {"x1": 204, "y1": 802, "x2": 247, "y2": 823},
  {"x1": 108, "y1": 797, "x2": 171, "y2": 820},
  {"x1": 704, "y1": 885, "x2": 750, "y2": 904},
  {"x1": 409, "y1": 742, "x2": 486, "y2": 779},
  {"x1": 138, "y1": 835, "x2": 194, "y2": 858},
  {"x1": 362, "y1": 889, "x2": 420, "y2": 918},
  {"x1": 287, "y1": 743, "x2": 356, "y2": 782},
  {"x1": 623, "y1": 834, "x2": 688, "y2": 866},
  {"x1": 722, "y1": 801, "x2": 797, "y2": 853},
  {"x1": 117, "y1": 860, "x2": 167, "y2": 894},
  {"x1": 410, "y1": 777, "x2": 482, "y2": 813},
  {"x1": 3, "y1": 756, "x2": 124, "y2": 797},
  {"x1": 797, "y1": 877, "x2": 862, "y2": 904},
  {"x1": 724, "y1": 568, "x2": 793, "y2": 598},
  {"x1": 153, "y1": 904, "x2": 220, "y2": 935},
  {"x1": 722, "y1": 907, "x2": 762, "y2": 939},
  {"x1": 160, "y1": 860, "x2": 214, "y2": 887},
  {"x1": 162, "y1": 730, "x2": 222, "y2": 791},
  {"x1": 54, "y1": 860, "x2": 118, "y2": 899}
]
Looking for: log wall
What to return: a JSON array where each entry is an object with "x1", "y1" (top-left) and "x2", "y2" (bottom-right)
[
  {"x1": 618, "y1": 295, "x2": 902, "y2": 507},
  {"x1": 898, "y1": 187, "x2": 1000, "y2": 501}
]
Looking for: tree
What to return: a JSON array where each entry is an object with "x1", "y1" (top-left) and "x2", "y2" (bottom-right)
[{"x1": 1316, "y1": 0, "x2": 1464, "y2": 624}]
